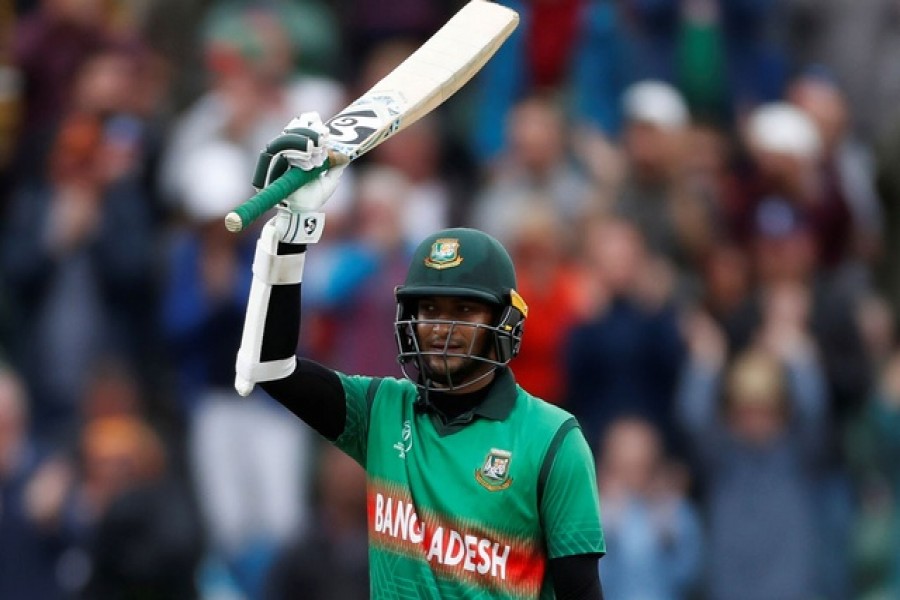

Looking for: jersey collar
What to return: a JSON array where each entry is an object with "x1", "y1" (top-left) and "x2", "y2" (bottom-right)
[
  {"x1": 423, "y1": 368, "x2": 517, "y2": 436},
  {"x1": 473, "y1": 367, "x2": 517, "y2": 420}
]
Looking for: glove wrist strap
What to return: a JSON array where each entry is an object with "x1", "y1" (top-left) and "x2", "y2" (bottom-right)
[{"x1": 276, "y1": 210, "x2": 326, "y2": 244}]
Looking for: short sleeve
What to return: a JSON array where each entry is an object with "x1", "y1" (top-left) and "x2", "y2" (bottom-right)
[
  {"x1": 334, "y1": 373, "x2": 376, "y2": 467},
  {"x1": 540, "y1": 426, "x2": 605, "y2": 559}
]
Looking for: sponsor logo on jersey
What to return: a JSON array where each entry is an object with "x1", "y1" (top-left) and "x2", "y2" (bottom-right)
[
  {"x1": 475, "y1": 448, "x2": 513, "y2": 491},
  {"x1": 424, "y1": 238, "x2": 463, "y2": 270},
  {"x1": 373, "y1": 492, "x2": 511, "y2": 580},
  {"x1": 367, "y1": 482, "x2": 547, "y2": 596}
]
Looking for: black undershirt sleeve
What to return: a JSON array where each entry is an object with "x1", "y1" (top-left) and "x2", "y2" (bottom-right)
[
  {"x1": 549, "y1": 554, "x2": 604, "y2": 600},
  {"x1": 259, "y1": 359, "x2": 346, "y2": 441},
  {"x1": 257, "y1": 243, "x2": 347, "y2": 441}
]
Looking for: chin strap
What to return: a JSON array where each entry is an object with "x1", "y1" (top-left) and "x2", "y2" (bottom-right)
[{"x1": 234, "y1": 218, "x2": 305, "y2": 396}]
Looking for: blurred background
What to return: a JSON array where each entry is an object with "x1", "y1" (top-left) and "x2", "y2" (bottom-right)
[{"x1": 1, "y1": 0, "x2": 900, "y2": 599}]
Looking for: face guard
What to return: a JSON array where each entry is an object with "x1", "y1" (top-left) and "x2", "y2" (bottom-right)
[{"x1": 394, "y1": 300, "x2": 526, "y2": 392}]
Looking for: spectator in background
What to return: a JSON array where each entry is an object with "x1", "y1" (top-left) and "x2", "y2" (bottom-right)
[
  {"x1": 622, "y1": 0, "x2": 792, "y2": 123},
  {"x1": 264, "y1": 443, "x2": 369, "y2": 600},
  {"x1": 737, "y1": 105, "x2": 872, "y2": 424},
  {"x1": 470, "y1": 94, "x2": 595, "y2": 247},
  {"x1": 678, "y1": 118, "x2": 745, "y2": 244},
  {"x1": 235, "y1": 0, "x2": 343, "y2": 78},
  {"x1": 697, "y1": 242, "x2": 755, "y2": 353},
  {"x1": 506, "y1": 204, "x2": 592, "y2": 405},
  {"x1": 781, "y1": 0, "x2": 900, "y2": 145},
  {"x1": 676, "y1": 292, "x2": 830, "y2": 600},
  {"x1": 0, "y1": 365, "x2": 69, "y2": 599},
  {"x1": 472, "y1": 0, "x2": 631, "y2": 161},
  {"x1": 77, "y1": 416, "x2": 202, "y2": 599},
  {"x1": 1, "y1": 47, "x2": 158, "y2": 444},
  {"x1": 564, "y1": 215, "x2": 685, "y2": 451},
  {"x1": 158, "y1": 3, "x2": 349, "y2": 218},
  {"x1": 613, "y1": 80, "x2": 716, "y2": 297},
  {"x1": 787, "y1": 69, "x2": 883, "y2": 273},
  {"x1": 160, "y1": 140, "x2": 311, "y2": 600},
  {"x1": 12, "y1": 0, "x2": 119, "y2": 141},
  {"x1": 736, "y1": 101, "x2": 854, "y2": 267},
  {"x1": 744, "y1": 199, "x2": 863, "y2": 598},
  {"x1": 11, "y1": 409, "x2": 200, "y2": 598},
  {"x1": 596, "y1": 415, "x2": 704, "y2": 600}
]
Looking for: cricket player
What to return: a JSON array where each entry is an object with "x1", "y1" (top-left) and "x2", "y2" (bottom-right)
[{"x1": 235, "y1": 114, "x2": 605, "y2": 599}]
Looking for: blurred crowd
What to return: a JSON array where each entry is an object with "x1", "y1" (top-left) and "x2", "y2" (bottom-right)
[{"x1": 2, "y1": 1, "x2": 900, "y2": 599}]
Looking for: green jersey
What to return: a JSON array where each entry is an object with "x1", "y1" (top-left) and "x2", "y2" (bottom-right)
[{"x1": 334, "y1": 368, "x2": 605, "y2": 599}]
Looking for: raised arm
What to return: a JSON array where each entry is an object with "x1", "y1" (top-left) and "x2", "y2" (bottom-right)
[
  {"x1": 673, "y1": 310, "x2": 728, "y2": 463},
  {"x1": 233, "y1": 113, "x2": 349, "y2": 441}
]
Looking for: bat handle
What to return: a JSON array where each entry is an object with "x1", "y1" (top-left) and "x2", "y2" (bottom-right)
[{"x1": 224, "y1": 160, "x2": 331, "y2": 232}]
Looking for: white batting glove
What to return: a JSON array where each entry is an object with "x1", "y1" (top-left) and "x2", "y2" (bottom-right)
[
  {"x1": 274, "y1": 111, "x2": 331, "y2": 171},
  {"x1": 273, "y1": 166, "x2": 344, "y2": 244},
  {"x1": 253, "y1": 112, "x2": 346, "y2": 244}
]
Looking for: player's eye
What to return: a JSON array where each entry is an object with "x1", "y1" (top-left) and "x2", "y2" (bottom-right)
[{"x1": 417, "y1": 300, "x2": 438, "y2": 318}]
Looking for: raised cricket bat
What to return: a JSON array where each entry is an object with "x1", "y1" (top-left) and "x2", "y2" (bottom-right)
[{"x1": 224, "y1": 0, "x2": 519, "y2": 232}]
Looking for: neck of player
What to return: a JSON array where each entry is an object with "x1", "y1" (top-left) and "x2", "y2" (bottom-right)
[{"x1": 426, "y1": 371, "x2": 496, "y2": 421}]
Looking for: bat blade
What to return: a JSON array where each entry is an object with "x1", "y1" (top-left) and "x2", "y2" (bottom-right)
[
  {"x1": 325, "y1": 0, "x2": 519, "y2": 160},
  {"x1": 225, "y1": 0, "x2": 519, "y2": 232}
]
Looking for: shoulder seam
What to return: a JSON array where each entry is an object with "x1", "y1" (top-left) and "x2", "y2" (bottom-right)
[
  {"x1": 365, "y1": 377, "x2": 383, "y2": 422},
  {"x1": 537, "y1": 416, "x2": 579, "y2": 515}
]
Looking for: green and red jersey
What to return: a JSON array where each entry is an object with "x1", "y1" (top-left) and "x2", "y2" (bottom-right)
[{"x1": 334, "y1": 368, "x2": 605, "y2": 599}]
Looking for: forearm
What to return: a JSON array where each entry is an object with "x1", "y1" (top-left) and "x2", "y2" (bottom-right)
[
  {"x1": 234, "y1": 115, "x2": 348, "y2": 433},
  {"x1": 258, "y1": 242, "x2": 306, "y2": 362},
  {"x1": 674, "y1": 359, "x2": 721, "y2": 437},
  {"x1": 785, "y1": 353, "x2": 829, "y2": 457},
  {"x1": 255, "y1": 242, "x2": 346, "y2": 440}
]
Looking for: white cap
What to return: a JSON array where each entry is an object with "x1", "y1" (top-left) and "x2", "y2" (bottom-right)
[
  {"x1": 622, "y1": 80, "x2": 689, "y2": 130},
  {"x1": 180, "y1": 141, "x2": 250, "y2": 222},
  {"x1": 747, "y1": 102, "x2": 822, "y2": 160}
]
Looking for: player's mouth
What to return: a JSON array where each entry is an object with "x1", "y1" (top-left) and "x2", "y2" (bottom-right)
[{"x1": 425, "y1": 339, "x2": 467, "y2": 354}]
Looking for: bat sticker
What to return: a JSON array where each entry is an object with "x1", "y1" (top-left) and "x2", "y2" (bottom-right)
[
  {"x1": 325, "y1": 92, "x2": 407, "y2": 159},
  {"x1": 326, "y1": 110, "x2": 380, "y2": 146}
]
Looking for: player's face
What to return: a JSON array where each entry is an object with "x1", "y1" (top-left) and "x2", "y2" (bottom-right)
[{"x1": 415, "y1": 296, "x2": 496, "y2": 390}]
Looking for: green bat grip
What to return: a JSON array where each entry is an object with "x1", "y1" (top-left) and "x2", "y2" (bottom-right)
[{"x1": 224, "y1": 160, "x2": 330, "y2": 232}]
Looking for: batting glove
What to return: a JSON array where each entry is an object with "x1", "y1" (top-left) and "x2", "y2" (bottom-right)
[{"x1": 254, "y1": 112, "x2": 345, "y2": 244}]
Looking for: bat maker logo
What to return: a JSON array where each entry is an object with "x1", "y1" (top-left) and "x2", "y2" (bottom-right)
[
  {"x1": 326, "y1": 110, "x2": 379, "y2": 146},
  {"x1": 326, "y1": 93, "x2": 405, "y2": 159}
]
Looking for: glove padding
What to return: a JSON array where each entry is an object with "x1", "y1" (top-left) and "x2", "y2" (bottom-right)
[
  {"x1": 276, "y1": 111, "x2": 331, "y2": 171},
  {"x1": 254, "y1": 112, "x2": 345, "y2": 244},
  {"x1": 273, "y1": 167, "x2": 343, "y2": 244}
]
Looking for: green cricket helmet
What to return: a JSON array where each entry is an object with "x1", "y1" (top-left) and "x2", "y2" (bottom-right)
[{"x1": 394, "y1": 228, "x2": 529, "y2": 391}]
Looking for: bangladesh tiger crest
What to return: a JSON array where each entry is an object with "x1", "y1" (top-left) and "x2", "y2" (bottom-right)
[
  {"x1": 476, "y1": 448, "x2": 513, "y2": 491},
  {"x1": 424, "y1": 238, "x2": 463, "y2": 270}
]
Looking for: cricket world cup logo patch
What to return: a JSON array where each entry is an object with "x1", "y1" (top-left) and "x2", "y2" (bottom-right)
[
  {"x1": 476, "y1": 448, "x2": 513, "y2": 491},
  {"x1": 424, "y1": 238, "x2": 463, "y2": 270}
]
